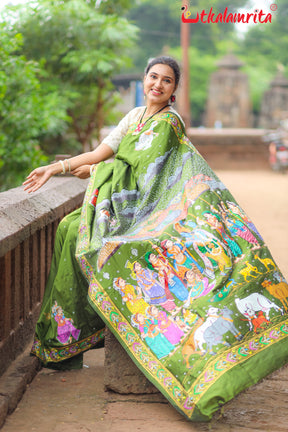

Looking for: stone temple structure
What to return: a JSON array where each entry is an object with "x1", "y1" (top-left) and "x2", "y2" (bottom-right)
[
  {"x1": 205, "y1": 53, "x2": 252, "y2": 128},
  {"x1": 258, "y1": 71, "x2": 288, "y2": 129}
]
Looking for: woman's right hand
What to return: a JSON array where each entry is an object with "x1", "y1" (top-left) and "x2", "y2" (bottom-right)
[
  {"x1": 71, "y1": 164, "x2": 92, "y2": 179},
  {"x1": 23, "y1": 165, "x2": 53, "y2": 193}
]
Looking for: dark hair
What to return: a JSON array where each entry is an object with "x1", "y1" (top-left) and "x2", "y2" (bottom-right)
[{"x1": 145, "y1": 56, "x2": 181, "y2": 88}]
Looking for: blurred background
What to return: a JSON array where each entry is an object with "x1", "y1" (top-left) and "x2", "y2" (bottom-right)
[{"x1": 1, "y1": 0, "x2": 288, "y2": 191}]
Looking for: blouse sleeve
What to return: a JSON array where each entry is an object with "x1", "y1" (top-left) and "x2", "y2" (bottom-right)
[{"x1": 101, "y1": 107, "x2": 143, "y2": 153}]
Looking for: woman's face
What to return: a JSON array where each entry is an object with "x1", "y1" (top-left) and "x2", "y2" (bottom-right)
[
  {"x1": 152, "y1": 306, "x2": 159, "y2": 316},
  {"x1": 144, "y1": 63, "x2": 176, "y2": 106},
  {"x1": 205, "y1": 213, "x2": 216, "y2": 224},
  {"x1": 151, "y1": 306, "x2": 158, "y2": 316},
  {"x1": 166, "y1": 239, "x2": 173, "y2": 249},
  {"x1": 134, "y1": 262, "x2": 141, "y2": 272},
  {"x1": 137, "y1": 313, "x2": 145, "y2": 324},
  {"x1": 186, "y1": 269, "x2": 194, "y2": 281},
  {"x1": 118, "y1": 278, "x2": 125, "y2": 288}
]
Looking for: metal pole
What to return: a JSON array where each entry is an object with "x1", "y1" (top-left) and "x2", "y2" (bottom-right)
[{"x1": 178, "y1": 0, "x2": 192, "y2": 127}]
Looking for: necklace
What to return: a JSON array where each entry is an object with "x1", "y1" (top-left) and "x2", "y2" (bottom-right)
[{"x1": 133, "y1": 104, "x2": 170, "y2": 134}]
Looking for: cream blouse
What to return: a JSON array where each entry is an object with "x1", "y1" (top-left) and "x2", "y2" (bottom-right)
[{"x1": 102, "y1": 106, "x2": 183, "y2": 154}]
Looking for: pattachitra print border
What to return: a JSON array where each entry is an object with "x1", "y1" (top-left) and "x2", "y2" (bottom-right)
[
  {"x1": 80, "y1": 256, "x2": 288, "y2": 420},
  {"x1": 186, "y1": 320, "x2": 288, "y2": 394},
  {"x1": 75, "y1": 113, "x2": 288, "y2": 420},
  {"x1": 84, "y1": 270, "x2": 194, "y2": 417},
  {"x1": 76, "y1": 179, "x2": 288, "y2": 419},
  {"x1": 31, "y1": 328, "x2": 105, "y2": 363}
]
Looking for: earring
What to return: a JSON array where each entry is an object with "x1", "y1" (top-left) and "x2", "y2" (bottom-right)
[{"x1": 171, "y1": 95, "x2": 176, "y2": 103}]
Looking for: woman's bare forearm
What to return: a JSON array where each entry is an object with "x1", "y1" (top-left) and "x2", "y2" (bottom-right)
[
  {"x1": 62, "y1": 143, "x2": 114, "y2": 172},
  {"x1": 23, "y1": 143, "x2": 115, "y2": 192}
]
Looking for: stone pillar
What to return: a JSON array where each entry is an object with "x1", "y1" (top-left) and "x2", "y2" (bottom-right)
[
  {"x1": 258, "y1": 72, "x2": 288, "y2": 129},
  {"x1": 104, "y1": 328, "x2": 159, "y2": 394},
  {"x1": 205, "y1": 53, "x2": 252, "y2": 128}
]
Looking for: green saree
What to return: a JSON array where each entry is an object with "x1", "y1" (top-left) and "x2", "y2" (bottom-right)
[{"x1": 32, "y1": 111, "x2": 288, "y2": 421}]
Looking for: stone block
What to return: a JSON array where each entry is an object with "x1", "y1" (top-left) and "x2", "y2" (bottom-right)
[
  {"x1": 0, "y1": 348, "x2": 41, "y2": 425},
  {"x1": 0, "y1": 395, "x2": 8, "y2": 429},
  {"x1": 104, "y1": 328, "x2": 159, "y2": 394}
]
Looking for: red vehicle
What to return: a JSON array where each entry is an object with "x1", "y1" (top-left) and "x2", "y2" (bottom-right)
[{"x1": 264, "y1": 130, "x2": 288, "y2": 172}]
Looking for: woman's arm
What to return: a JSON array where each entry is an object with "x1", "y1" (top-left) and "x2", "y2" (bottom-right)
[
  {"x1": 23, "y1": 142, "x2": 114, "y2": 193},
  {"x1": 23, "y1": 107, "x2": 143, "y2": 193}
]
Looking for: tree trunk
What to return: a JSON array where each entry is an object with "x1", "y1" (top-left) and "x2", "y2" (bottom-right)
[{"x1": 67, "y1": 79, "x2": 107, "y2": 153}]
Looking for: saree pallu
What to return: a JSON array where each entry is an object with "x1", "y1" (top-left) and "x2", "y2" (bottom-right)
[{"x1": 32, "y1": 111, "x2": 288, "y2": 421}]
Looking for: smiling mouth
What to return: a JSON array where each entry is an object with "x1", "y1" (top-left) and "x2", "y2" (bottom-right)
[{"x1": 151, "y1": 89, "x2": 162, "y2": 95}]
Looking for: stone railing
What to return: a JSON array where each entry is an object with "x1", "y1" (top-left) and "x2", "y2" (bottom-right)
[
  {"x1": 0, "y1": 177, "x2": 88, "y2": 377},
  {"x1": 188, "y1": 128, "x2": 270, "y2": 170}
]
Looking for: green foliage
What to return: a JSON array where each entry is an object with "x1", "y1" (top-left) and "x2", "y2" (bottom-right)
[
  {"x1": 241, "y1": 59, "x2": 275, "y2": 113},
  {"x1": 14, "y1": 1, "x2": 137, "y2": 79},
  {"x1": 126, "y1": 0, "x2": 248, "y2": 72},
  {"x1": 97, "y1": 0, "x2": 134, "y2": 14},
  {"x1": 0, "y1": 27, "x2": 68, "y2": 191},
  {"x1": 187, "y1": 50, "x2": 219, "y2": 125},
  {"x1": 4, "y1": 0, "x2": 138, "y2": 154},
  {"x1": 237, "y1": 0, "x2": 288, "y2": 113},
  {"x1": 241, "y1": 0, "x2": 288, "y2": 65},
  {"x1": 126, "y1": 2, "x2": 180, "y2": 72}
]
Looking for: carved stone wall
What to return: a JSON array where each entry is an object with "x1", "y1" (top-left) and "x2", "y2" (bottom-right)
[
  {"x1": 205, "y1": 54, "x2": 252, "y2": 128},
  {"x1": 258, "y1": 72, "x2": 288, "y2": 129},
  {"x1": 0, "y1": 177, "x2": 88, "y2": 377}
]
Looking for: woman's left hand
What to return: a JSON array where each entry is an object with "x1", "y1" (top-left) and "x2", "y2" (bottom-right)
[
  {"x1": 23, "y1": 165, "x2": 54, "y2": 193},
  {"x1": 71, "y1": 165, "x2": 92, "y2": 179}
]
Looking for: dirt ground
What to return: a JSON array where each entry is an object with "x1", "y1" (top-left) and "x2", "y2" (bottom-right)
[{"x1": 1, "y1": 170, "x2": 288, "y2": 432}]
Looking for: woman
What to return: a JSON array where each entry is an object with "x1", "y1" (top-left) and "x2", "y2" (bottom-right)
[
  {"x1": 113, "y1": 277, "x2": 149, "y2": 316},
  {"x1": 160, "y1": 238, "x2": 203, "y2": 280},
  {"x1": 132, "y1": 261, "x2": 176, "y2": 311},
  {"x1": 145, "y1": 250, "x2": 189, "y2": 301},
  {"x1": 131, "y1": 312, "x2": 174, "y2": 359},
  {"x1": 24, "y1": 56, "x2": 288, "y2": 422},
  {"x1": 183, "y1": 267, "x2": 215, "y2": 306},
  {"x1": 147, "y1": 305, "x2": 184, "y2": 346},
  {"x1": 200, "y1": 211, "x2": 243, "y2": 259}
]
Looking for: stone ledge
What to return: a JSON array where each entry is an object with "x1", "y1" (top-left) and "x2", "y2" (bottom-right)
[
  {"x1": 187, "y1": 127, "x2": 270, "y2": 170},
  {"x1": 0, "y1": 176, "x2": 88, "y2": 257},
  {"x1": 187, "y1": 127, "x2": 268, "y2": 137},
  {"x1": 0, "y1": 343, "x2": 41, "y2": 429}
]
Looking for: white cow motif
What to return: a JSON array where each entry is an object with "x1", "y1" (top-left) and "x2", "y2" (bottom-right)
[
  {"x1": 135, "y1": 121, "x2": 159, "y2": 151},
  {"x1": 193, "y1": 307, "x2": 219, "y2": 353},
  {"x1": 235, "y1": 292, "x2": 283, "y2": 330}
]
